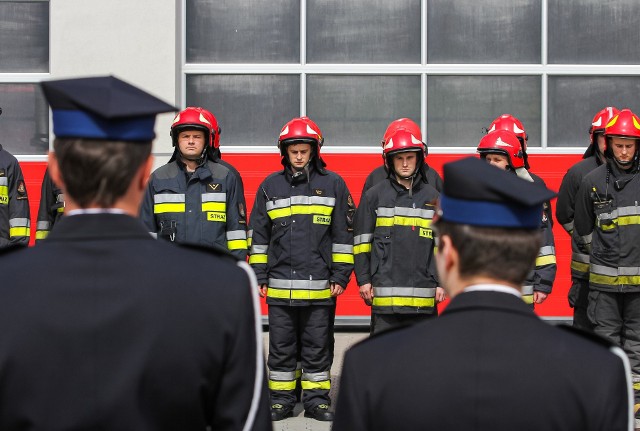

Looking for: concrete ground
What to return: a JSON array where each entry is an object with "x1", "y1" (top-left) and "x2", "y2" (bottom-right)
[{"x1": 262, "y1": 331, "x2": 369, "y2": 431}]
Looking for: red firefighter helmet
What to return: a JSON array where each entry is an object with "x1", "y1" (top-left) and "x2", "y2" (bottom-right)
[
  {"x1": 477, "y1": 129, "x2": 525, "y2": 170},
  {"x1": 590, "y1": 106, "x2": 620, "y2": 143},
  {"x1": 604, "y1": 108, "x2": 640, "y2": 140},
  {"x1": 170, "y1": 107, "x2": 219, "y2": 148},
  {"x1": 277, "y1": 117, "x2": 324, "y2": 155},
  {"x1": 382, "y1": 118, "x2": 422, "y2": 145},
  {"x1": 383, "y1": 128, "x2": 424, "y2": 156},
  {"x1": 488, "y1": 114, "x2": 528, "y2": 149}
]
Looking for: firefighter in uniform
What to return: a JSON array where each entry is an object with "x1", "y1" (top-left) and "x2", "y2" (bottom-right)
[
  {"x1": 574, "y1": 108, "x2": 640, "y2": 421},
  {"x1": 0, "y1": 143, "x2": 30, "y2": 248},
  {"x1": 35, "y1": 167, "x2": 65, "y2": 242},
  {"x1": 477, "y1": 129, "x2": 556, "y2": 306},
  {"x1": 248, "y1": 117, "x2": 354, "y2": 422},
  {"x1": 334, "y1": 157, "x2": 632, "y2": 431},
  {"x1": 140, "y1": 107, "x2": 248, "y2": 259},
  {"x1": 485, "y1": 115, "x2": 557, "y2": 304},
  {"x1": 355, "y1": 128, "x2": 444, "y2": 334},
  {"x1": 556, "y1": 107, "x2": 619, "y2": 329},
  {"x1": 361, "y1": 118, "x2": 442, "y2": 196}
]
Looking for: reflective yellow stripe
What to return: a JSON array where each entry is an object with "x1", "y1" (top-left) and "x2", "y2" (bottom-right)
[
  {"x1": 57, "y1": 207, "x2": 65, "y2": 213},
  {"x1": 618, "y1": 216, "x2": 640, "y2": 227},
  {"x1": 590, "y1": 274, "x2": 640, "y2": 286},
  {"x1": 268, "y1": 205, "x2": 333, "y2": 220},
  {"x1": 373, "y1": 297, "x2": 435, "y2": 308},
  {"x1": 301, "y1": 380, "x2": 331, "y2": 390},
  {"x1": 634, "y1": 382, "x2": 640, "y2": 391},
  {"x1": 227, "y1": 239, "x2": 248, "y2": 250},
  {"x1": 247, "y1": 237, "x2": 252, "y2": 247},
  {"x1": 10, "y1": 227, "x2": 30, "y2": 237},
  {"x1": 202, "y1": 202, "x2": 226, "y2": 212},
  {"x1": 571, "y1": 261, "x2": 589, "y2": 273},
  {"x1": 522, "y1": 294, "x2": 534, "y2": 304},
  {"x1": 154, "y1": 203, "x2": 185, "y2": 214},
  {"x1": 332, "y1": 253, "x2": 354, "y2": 264},
  {"x1": 354, "y1": 244, "x2": 371, "y2": 254},
  {"x1": 35, "y1": 231, "x2": 49, "y2": 240},
  {"x1": 267, "y1": 288, "x2": 332, "y2": 300},
  {"x1": 536, "y1": 255, "x2": 557, "y2": 266},
  {"x1": 249, "y1": 254, "x2": 268, "y2": 264},
  {"x1": 269, "y1": 380, "x2": 297, "y2": 391},
  {"x1": 376, "y1": 216, "x2": 432, "y2": 228}
]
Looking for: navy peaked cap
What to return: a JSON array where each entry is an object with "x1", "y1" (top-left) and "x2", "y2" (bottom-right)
[
  {"x1": 41, "y1": 75, "x2": 177, "y2": 142},
  {"x1": 439, "y1": 157, "x2": 556, "y2": 229}
]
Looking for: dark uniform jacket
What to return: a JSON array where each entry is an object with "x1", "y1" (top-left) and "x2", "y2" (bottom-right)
[
  {"x1": 249, "y1": 164, "x2": 354, "y2": 306},
  {"x1": 523, "y1": 172, "x2": 556, "y2": 301},
  {"x1": 574, "y1": 161, "x2": 640, "y2": 292},
  {"x1": 556, "y1": 156, "x2": 601, "y2": 280},
  {"x1": 140, "y1": 159, "x2": 248, "y2": 259},
  {"x1": 0, "y1": 145, "x2": 30, "y2": 248},
  {"x1": 0, "y1": 213, "x2": 271, "y2": 431},
  {"x1": 334, "y1": 289, "x2": 631, "y2": 431},
  {"x1": 361, "y1": 163, "x2": 443, "y2": 195},
  {"x1": 35, "y1": 168, "x2": 65, "y2": 242},
  {"x1": 354, "y1": 175, "x2": 440, "y2": 314}
]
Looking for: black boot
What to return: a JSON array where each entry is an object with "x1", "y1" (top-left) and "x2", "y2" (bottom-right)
[
  {"x1": 271, "y1": 403, "x2": 293, "y2": 421},
  {"x1": 304, "y1": 404, "x2": 334, "y2": 421}
]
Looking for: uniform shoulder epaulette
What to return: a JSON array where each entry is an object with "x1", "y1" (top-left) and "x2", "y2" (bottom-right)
[
  {"x1": 175, "y1": 241, "x2": 239, "y2": 262},
  {"x1": 556, "y1": 324, "x2": 617, "y2": 349}
]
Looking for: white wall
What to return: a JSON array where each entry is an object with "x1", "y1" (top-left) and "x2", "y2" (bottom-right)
[{"x1": 50, "y1": 0, "x2": 178, "y2": 164}]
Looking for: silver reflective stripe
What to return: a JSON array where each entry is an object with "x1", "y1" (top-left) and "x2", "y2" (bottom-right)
[
  {"x1": 251, "y1": 244, "x2": 268, "y2": 254},
  {"x1": 149, "y1": 232, "x2": 158, "y2": 239},
  {"x1": 377, "y1": 207, "x2": 395, "y2": 217},
  {"x1": 617, "y1": 206, "x2": 640, "y2": 217},
  {"x1": 0, "y1": 177, "x2": 7, "y2": 186},
  {"x1": 590, "y1": 264, "x2": 619, "y2": 276},
  {"x1": 332, "y1": 243, "x2": 353, "y2": 253},
  {"x1": 266, "y1": 195, "x2": 336, "y2": 211},
  {"x1": 580, "y1": 233, "x2": 592, "y2": 245},
  {"x1": 619, "y1": 267, "x2": 640, "y2": 276},
  {"x1": 154, "y1": 193, "x2": 185, "y2": 203},
  {"x1": 571, "y1": 252, "x2": 590, "y2": 263},
  {"x1": 562, "y1": 221, "x2": 574, "y2": 233},
  {"x1": 522, "y1": 285, "x2": 534, "y2": 295},
  {"x1": 226, "y1": 230, "x2": 247, "y2": 240},
  {"x1": 302, "y1": 371, "x2": 330, "y2": 382},
  {"x1": 374, "y1": 287, "x2": 436, "y2": 298},
  {"x1": 247, "y1": 229, "x2": 253, "y2": 240},
  {"x1": 354, "y1": 233, "x2": 373, "y2": 245},
  {"x1": 393, "y1": 206, "x2": 435, "y2": 219},
  {"x1": 202, "y1": 192, "x2": 226, "y2": 203},
  {"x1": 269, "y1": 370, "x2": 297, "y2": 381},
  {"x1": 538, "y1": 246, "x2": 555, "y2": 256},
  {"x1": 269, "y1": 278, "x2": 329, "y2": 290},
  {"x1": 57, "y1": 193, "x2": 65, "y2": 203},
  {"x1": 9, "y1": 218, "x2": 30, "y2": 227},
  {"x1": 36, "y1": 221, "x2": 51, "y2": 230}
]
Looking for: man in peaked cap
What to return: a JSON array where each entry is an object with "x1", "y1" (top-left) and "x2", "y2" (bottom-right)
[
  {"x1": 0, "y1": 76, "x2": 270, "y2": 430},
  {"x1": 334, "y1": 157, "x2": 632, "y2": 431}
]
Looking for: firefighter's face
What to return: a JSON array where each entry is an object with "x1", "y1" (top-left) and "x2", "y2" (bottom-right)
[
  {"x1": 610, "y1": 136, "x2": 638, "y2": 164},
  {"x1": 178, "y1": 129, "x2": 206, "y2": 159},
  {"x1": 484, "y1": 153, "x2": 509, "y2": 171},
  {"x1": 392, "y1": 151, "x2": 418, "y2": 178},
  {"x1": 596, "y1": 133, "x2": 606, "y2": 155},
  {"x1": 287, "y1": 143, "x2": 312, "y2": 171}
]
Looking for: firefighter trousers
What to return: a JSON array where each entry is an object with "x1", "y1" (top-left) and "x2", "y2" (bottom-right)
[
  {"x1": 569, "y1": 278, "x2": 592, "y2": 331},
  {"x1": 268, "y1": 305, "x2": 332, "y2": 411}
]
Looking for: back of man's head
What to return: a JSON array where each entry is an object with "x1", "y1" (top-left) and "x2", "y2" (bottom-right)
[{"x1": 41, "y1": 76, "x2": 175, "y2": 208}]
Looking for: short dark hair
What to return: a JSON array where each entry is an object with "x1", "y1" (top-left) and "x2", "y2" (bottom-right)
[
  {"x1": 53, "y1": 138, "x2": 151, "y2": 208},
  {"x1": 433, "y1": 220, "x2": 541, "y2": 286}
]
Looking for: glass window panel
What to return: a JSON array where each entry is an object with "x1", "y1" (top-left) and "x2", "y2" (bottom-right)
[
  {"x1": 306, "y1": 75, "x2": 421, "y2": 146},
  {"x1": 186, "y1": 0, "x2": 299, "y2": 63},
  {"x1": 0, "y1": 1, "x2": 49, "y2": 72},
  {"x1": 0, "y1": 84, "x2": 49, "y2": 155},
  {"x1": 307, "y1": 0, "x2": 420, "y2": 64},
  {"x1": 548, "y1": 0, "x2": 640, "y2": 64},
  {"x1": 427, "y1": 76, "x2": 540, "y2": 147},
  {"x1": 548, "y1": 76, "x2": 640, "y2": 148},
  {"x1": 186, "y1": 75, "x2": 300, "y2": 146},
  {"x1": 427, "y1": 0, "x2": 540, "y2": 64}
]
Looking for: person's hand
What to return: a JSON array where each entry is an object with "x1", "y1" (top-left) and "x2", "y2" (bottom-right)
[
  {"x1": 359, "y1": 283, "x2": 373, "y2": 305},
  {"x1": 534, "y1": 291, "x2": 548, "y2": 304},
  {"x1": 330, "y1": 282, "x2": 345, "y2": 297},
  {"x1": 259, "y1": 284, "x2": 268, "y2": 298},
  {"x1": 435, "y1": 287, "x2": 446, "y2": 303}
]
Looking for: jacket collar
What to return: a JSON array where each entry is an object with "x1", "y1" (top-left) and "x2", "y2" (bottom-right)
[
  {"x1": 46, "y1": 213, "x2": 152, "y2": 242},
  {"x1": 443, "y1": 289, "x2": 537, "y2": 319}
]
